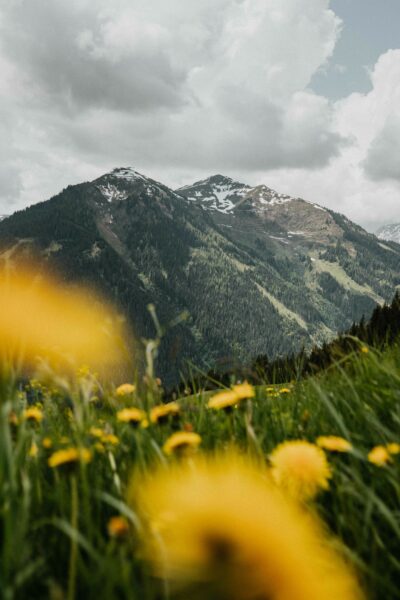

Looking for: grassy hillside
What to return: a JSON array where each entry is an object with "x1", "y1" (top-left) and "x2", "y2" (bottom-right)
[{"x1": 1, "y1": 342, "x2": 399, "y2": 599}]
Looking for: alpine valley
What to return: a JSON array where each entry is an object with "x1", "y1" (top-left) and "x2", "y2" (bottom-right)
[{"x1": 1, "y1": 167, "x2": 400, "y2": 385}]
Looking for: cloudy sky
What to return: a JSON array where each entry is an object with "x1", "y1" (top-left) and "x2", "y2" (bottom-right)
[{"x1": 0, "y1": 0, "x2": 399, "y2": 230}]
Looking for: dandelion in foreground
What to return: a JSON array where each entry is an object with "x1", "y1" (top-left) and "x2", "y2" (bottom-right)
[
  {"x1": 368, "y1": 445, "x2": 391, "y2": 466},
  {"x1": 150, "y1": 402, "x2": 180, "y2": 424},
  {"x1": 132, "y1": 453, "x2": 363, "y2": 600},
  {"x1": 23, "y1": 406, "x2": 43, "y2": 423},
  {"x1": 115, "y1": 383, "x2": 136, "y2": 397},
  {"x1": 163, "y1": 431, "x2": 202, "y2": 456},
  {"x1": 48, "y1": 447, "x2": 92, "y2": 469},
  {"x1": 0, "y1": 263, "x2": 129, "y2": 376},
  {"x1": 317, "y1": 436, "x2": 352, "y2": 453},
  {"x1": 117, "y1": 407, "x2": 146, "y2": 425},
  {"x1": 269, "y1": 440, "x2": 331, "y2": 501},
  {"x1": 107, "y1": 516, "x2": 130, "y2": 539}
]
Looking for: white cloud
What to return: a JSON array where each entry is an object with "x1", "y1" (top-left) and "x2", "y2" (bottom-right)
[{"x1": 0, "y1": 0, "x2": 344, "y2": 212}]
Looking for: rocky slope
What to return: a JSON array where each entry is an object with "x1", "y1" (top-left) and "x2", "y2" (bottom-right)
[
  {"x1": 1, "y1": 168, "x2": 399, "y2": 385},
  {"x1": 376, "y1": 223, "x2": 400, "y2": 245}
]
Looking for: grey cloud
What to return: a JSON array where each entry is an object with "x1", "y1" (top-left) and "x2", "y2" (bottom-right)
[{"x1": 0, "y1": 1, "x2": 188, "y2": 113}]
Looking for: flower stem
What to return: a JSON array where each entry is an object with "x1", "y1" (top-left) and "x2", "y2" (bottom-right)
[{"x1": 68, "y1": 474, "x2": 79, "y2": 600}]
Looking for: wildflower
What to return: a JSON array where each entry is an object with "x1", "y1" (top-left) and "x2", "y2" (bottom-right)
[
  {"x1": 133, "y1": 453, "x2": 363, "y2": 600},
  {"x1": 231, "y1": 382, "x2": 255, "y2": 400},
  {"x1": 23, "y1": 406, "x2": 43, "y2": 423},
  {"x1": 361, "y1": 346, "x2": 369, "y2": 354},
  {"x1": 101, "y1": 433, "x2": 119, "y2": 446},
  {"x1": 0, "y1": 263, "x2": 128, "y2": 376},
  {"x1": 117, "y1": 407, "x2": 146, "y2": 425},
  {"x1": 208, "y1": 383, "x2": 254, "y2": 411},
  {"x1": 207, "y1": 390, "x2": 239, "y2": 410},
  {"x1": 48, "y1": 447, "x2": 92, "y2": 469},
  {"x1": 115, "y1": 383, "x2": 136, "y2": 397},
  {"x1": 94, "y1": 442, "x2": 105, "y2": 454},
  {"x1": 42, "y1": 437, "x2": 53, "y2": 449},
  {"x1": 269, "y1": 441, "x2": 331, "y2": 501},
  {"x1": 387, "y1": 443, "x2": 400, "y2": 455},
  {"x1": 163, "y1": 432, "x2": 202, "y2": 456},
  {"x1": 279, "y1": 387, "x2": 291, "y2": 394},
  {"x1": 150, "y1": 402, "x2": 180, "y2": 424},
  {"x1": 316, "y1": 436, "x2": 352, "y2": 453},
  {"x1": 89, "y1": 427, "x2": 104, "y2": 438},
  {"x1": 368, "y1": 445, "x2": 391, "y2": 467},
  {"x1": 28, "y1": 442, "x2": 39, "y2": 457},
  {"x1": 107, "y1": 516, "x2": 130, "y2": 539}
]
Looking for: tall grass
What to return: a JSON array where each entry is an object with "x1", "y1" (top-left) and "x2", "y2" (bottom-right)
[{"x1": 0, "y1": 344, "x2": 399, "y2": 599}]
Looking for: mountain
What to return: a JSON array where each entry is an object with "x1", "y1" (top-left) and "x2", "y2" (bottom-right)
[
  {"x1": 1, "y1": 167, "x2": 400, "y2": 386},
  {"x1": 0, "y1": 215, "x2": 8, "y2": 222},
  {"x1": 376, "y1": 223, "x2": 400, "y2": 245}
]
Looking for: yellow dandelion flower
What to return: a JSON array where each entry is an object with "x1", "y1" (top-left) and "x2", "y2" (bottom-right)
[
  {"x1": 101, "y1": 433, "x2": 119, "y2": 446},
  {"x1": 207, "y1": 390, "x2": 240, "y2": 410},
  {"x1": 117, "y1": 407, "x2": 146, "y2": 425},
  {"x1": 107, "y1": 516, "x2": 130, "y2": 539},
  {"x1": 387, "y1": 443, "x2": 400, "y2": 455},
  {"x1": 0, "y1": 263, "x2": 130, "y2": 377},
  {"x1": 163, "y1": 432, "x2": 202, "y2": 456},
  {"x1": 133, "y1": 453, "x2": 363, "y2": 600},
  {"x1": 150, "y1": 402, "x2": 180, "y2": 424},
  {"x1": 23, "y1": 406, "x2": 43, "y2": 423},
  {"x1": 279, "y1": 387, "x2": 291, "y2": 394},
  {"x1": 28, "y1": 442, "x2": 39, "y2": 457},
  {"x1": 361, "y1": 346, "x2": 369, "y2": 354},
  {"x1": 368, "y1": 445, "x2": 391, "y2": 467},
  {"x1": 89, "y1": 427, "x2": 104, "y2": 438},
  {"x1": 269, "y1": 440, "x2": 331, "y2": 501},
  {"x1": 94, "y1": 442, "x2": 105, "y2": 454},
  {"x1": 317, "y1": 436, "x2": 352, "y2": 453},
  {"x1": 115, "y1": 383, "x2": 136, "y2": 397},
  {"x1": 48, "y1": 447, "x2": 92, "y2": 469},
  {"x1": 231, "y1": 382, "x2": 255, "y2": 400},
  {"x1": 42, "y1": 437, "x2": 53, "y2": 449}
]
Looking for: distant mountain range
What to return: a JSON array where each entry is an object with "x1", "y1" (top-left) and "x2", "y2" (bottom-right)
[
  {"x1": 376, "y1": 223, "x2": 400, "y2": 245},
  {"x1": 1, "y1": 167, "x2": 400, "y2": 385}
]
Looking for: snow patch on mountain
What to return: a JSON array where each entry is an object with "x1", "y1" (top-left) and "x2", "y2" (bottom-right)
[
  {"x1": 376, "y1": 223, "x2": 400, "y2": 244},
  {"x1": 98, "y1": 183, "x2": 129, "y2": 203}
]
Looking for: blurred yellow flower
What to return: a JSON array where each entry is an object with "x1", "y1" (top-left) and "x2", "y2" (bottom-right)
[
  {"x1": 361, "y1": 346, "x2": 369, "y2": 354},
  {"x1": 316, "y1": 436, "x2": 352, "y2": 453},
  {"x1": 116, "y1": 407, "x2": 146, "y2": 425},
  {"x1": 207, "y1": 390, "x2": 239, "y2": 410},
  {"x1": 101, "y1": 433, "x2": 119, "y2": 446},
  {"x1": 42, "y1": 437, "x2": 53, "y2": 449},
  {"x1": 368, "y1": 446, "x2": 391, "y2": 466},
  {"x1": 89, "y1": 427, "x2": 104, "y2": 438},
  {"x1": 150, "y1": 402, "x2": 180, "y2": 424},
  {"x1": 48, "y1": 447, "x2": 92, "y2": 468},
  {"x1": 23, "y1": 406, "x2": 43, "y2": 423},
  {"x1": 107, "y1": 516, "x2": 130, "y2": 539},
  {"x1": 387, "y1": 443, "x2": 400, "y2": 455},
  {"x1": 0, "y1": 263, "x2": 130, "y2": 376},
  {"x1": 231, "y1": 382, "x2": 255, "y2": 400},
  {"x1": 115, "y1": 383, "x2": 136, "y2": 397},
  {"x1": 133, "y1": 453, "x2": 363, "y2": 600},
  {"x1": 163, "y1": 431, "x2": 202, "y2": 456},
  {"x1": 208, "y1": 383, "x2": 254, "y2": 410},
  {"x1": 279, "y1": 387, "x2": 291, "y2": 394},
  {"x1": 28, "y1": 442, "x2": 39, "y2": 457},
  {"x1": 269, "y1": 441, "x2": 331, "y2": 501}
]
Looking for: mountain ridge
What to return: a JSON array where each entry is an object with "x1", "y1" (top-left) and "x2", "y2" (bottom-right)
[{"x1": 1, "y1": 167, "x2": 400, "y2": 385}]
